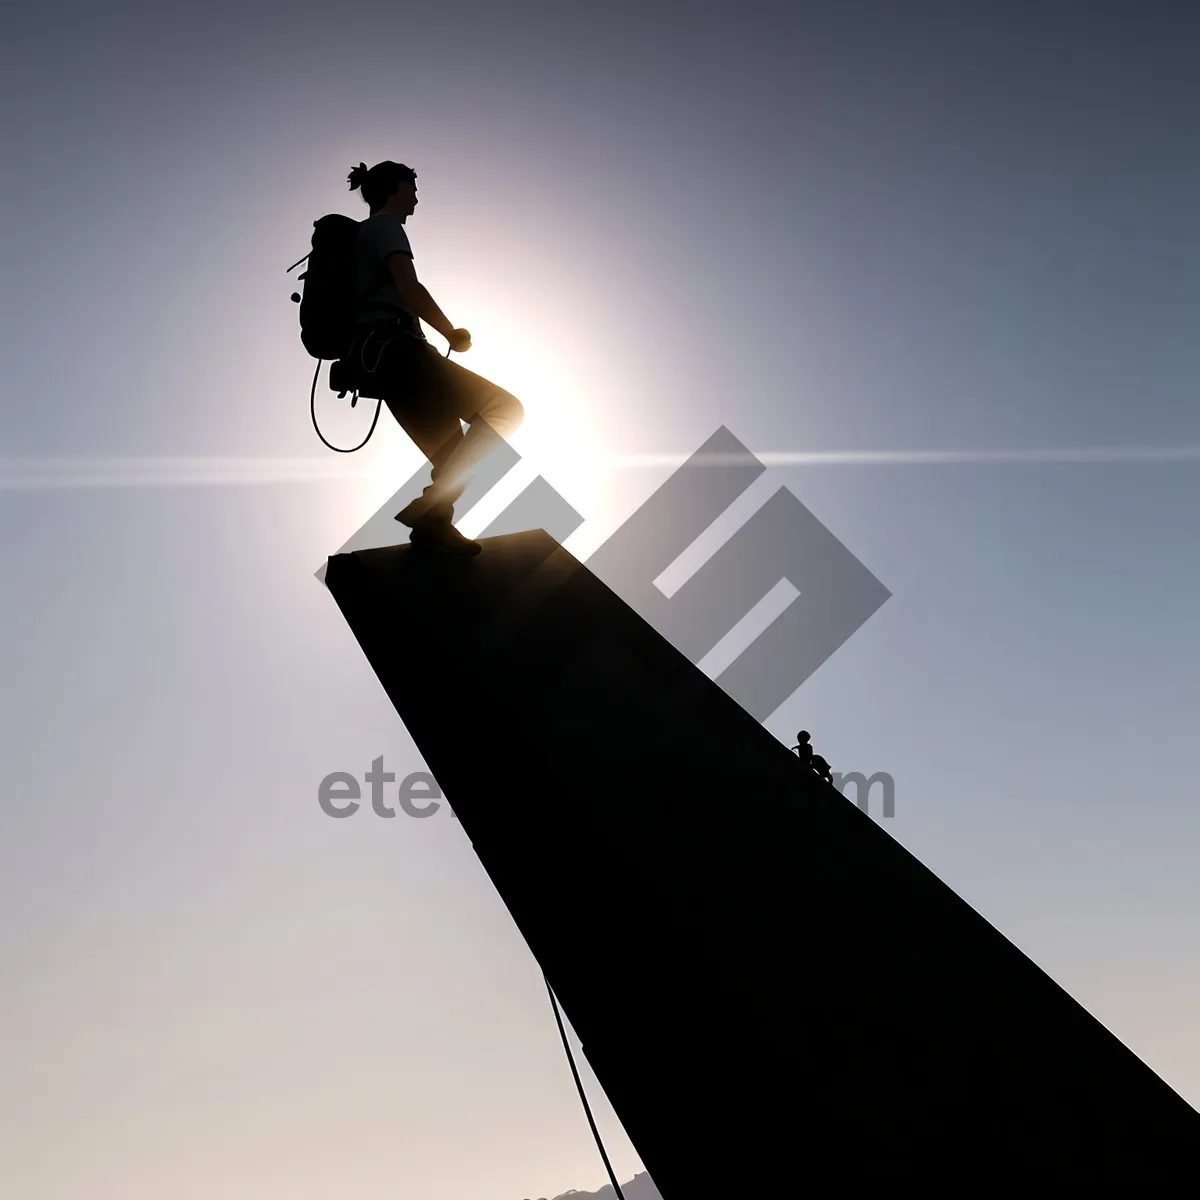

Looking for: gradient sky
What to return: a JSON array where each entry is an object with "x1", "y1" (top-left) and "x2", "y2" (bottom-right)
[{"x1": 3, "y1": 3, "x2": 1199, "y2": 1197}]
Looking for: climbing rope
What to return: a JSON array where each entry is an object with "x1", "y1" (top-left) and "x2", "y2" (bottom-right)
[
  {"x1": 545, "y1": 973, "x2": 628, "y2": 1200},
  {"x1": 309, "y1": 357, "x2": 382, "y2": 453},
  {"x1": 309, "y1": 327, "x2": 452, "y2": 453}
]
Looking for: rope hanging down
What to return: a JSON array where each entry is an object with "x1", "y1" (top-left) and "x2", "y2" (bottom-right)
[
  {"x1": 308, "y1": 337, "x2": 452, "y2": 454},
  {"x1": 545, "y1": 974, "x2": 628, "y2": 1200},
  {"x1": 309, "y1": 358, "x2": 381, "y2": 453}
]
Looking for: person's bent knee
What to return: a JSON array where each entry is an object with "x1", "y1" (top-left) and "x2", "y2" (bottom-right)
[
  {"x1": 503, "y1": 392, "x2": 524, "y2": 430},
  {"x1": 479, "y1": 390, "x2": 523, "y2": 435}
]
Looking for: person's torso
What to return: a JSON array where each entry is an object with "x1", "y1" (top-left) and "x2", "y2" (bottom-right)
[{"x1": 354, "y1": 213, "x2": 425, "y2": 339}]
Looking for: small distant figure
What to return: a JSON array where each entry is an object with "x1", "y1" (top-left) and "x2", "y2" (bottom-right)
[
  {"x1": 791, "y1": 730, "x2": 813, "y2": 767},
  {"x1": 811, "y1": 754, "x2": 833, "y2": 784}
]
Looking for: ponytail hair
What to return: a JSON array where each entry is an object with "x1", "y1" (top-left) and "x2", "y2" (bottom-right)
[{"x1": 347, "y1": 159, "x2": 417, "y2": 213}]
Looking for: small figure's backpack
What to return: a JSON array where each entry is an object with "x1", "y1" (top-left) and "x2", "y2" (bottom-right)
[{"x1": 287, "y1": 213, "x2": 361, "y2": 362}]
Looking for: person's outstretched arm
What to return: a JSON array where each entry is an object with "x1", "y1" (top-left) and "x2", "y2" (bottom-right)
[{"x1": 388, "y1": 251, "x2": 468, "y2": 347}]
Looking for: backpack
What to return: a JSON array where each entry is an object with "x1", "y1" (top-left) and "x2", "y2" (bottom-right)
[
  {"x1": 287, "y1": 213, "x2": 361, "y2": 362},
  {"x1": 287, "y1": 214, "x2": 384, "y2": 452}
]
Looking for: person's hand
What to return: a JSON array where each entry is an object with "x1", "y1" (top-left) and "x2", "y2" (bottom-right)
[{"x1": 447, "y1": 328, "x2": 472, "y2": 353}]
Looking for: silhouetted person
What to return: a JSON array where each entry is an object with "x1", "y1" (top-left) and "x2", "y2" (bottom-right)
[
  {"x1": 811, "y1": 754, "x2": 833, "y2": 784},
  {"x1": 791, "y1": 730, "x2": 813, "y2": 767},
  {"x1": 344, "y1": 160, "x2": 525, "y2": 556}
]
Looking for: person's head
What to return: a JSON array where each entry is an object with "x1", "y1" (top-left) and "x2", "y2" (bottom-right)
[{"x1": 347, "y1": 160, "x2": 418, "y2": 219}]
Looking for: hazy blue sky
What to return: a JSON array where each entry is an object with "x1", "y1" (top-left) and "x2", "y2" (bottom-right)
[{"x1": 3, "y1": 3, "x2": 1198, "y2": 1197}]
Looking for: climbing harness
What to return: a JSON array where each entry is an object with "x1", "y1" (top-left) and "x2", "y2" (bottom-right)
[
  {"x1": 306, "y1": 357, "x2": 380, "y2": 454},
  {"x1": 545, "y1": 973, "x2": 628, "y2": 1200},
  {"x1": 304, "y1": 322, "x2": 453, "y2": 454}
]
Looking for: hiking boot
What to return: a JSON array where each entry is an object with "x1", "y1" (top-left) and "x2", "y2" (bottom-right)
[
  {"x1": 408, "y1": 514, "x2": 482, "y2": 556},
  {"x1": 395, "y1": 492, "x2": 446, "y2": 527},
  {"x1": 394, "y1": 484, "x2": 463, "y2": 529}
]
